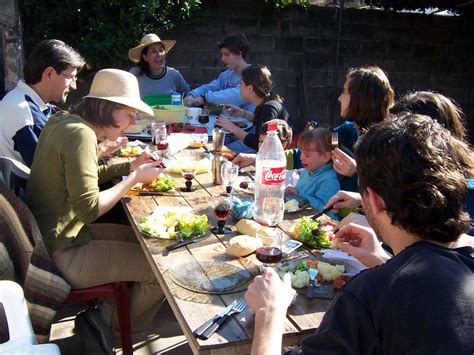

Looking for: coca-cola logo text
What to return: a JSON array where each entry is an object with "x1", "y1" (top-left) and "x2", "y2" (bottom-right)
[{"x1": 262, "y1": 167, "x2": 286, "y2": 185}]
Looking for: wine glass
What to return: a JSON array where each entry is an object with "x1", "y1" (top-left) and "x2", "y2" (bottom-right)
[
  {"x1": 262, "y1": 197, "x2": 285, "y2": 226},
  {"x1": 180, "y1": 162, "x2": 196, "y2": 192},
  {"x1": 256, "y1": 228, "x2": 283, "y2": 267},
  {"x1": 198, "y1": 108, "x2": 210, "y2": 127},
  {"x1": 220, "y1": 161, "x2": 239, "y2": 193},
  {"x1": 211, "y1": 193, "x2": 232, "y2": 234}
]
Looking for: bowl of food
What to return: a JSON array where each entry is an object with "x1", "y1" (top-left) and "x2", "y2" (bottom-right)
[{"x1": 152, "y1": 105, "x2": 187, "y2": 124}]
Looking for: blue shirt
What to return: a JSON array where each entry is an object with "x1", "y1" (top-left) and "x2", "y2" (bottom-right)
[
  {"x1": 296, "y1": 163, "x2": 340, "y2": 220},
  {"x1": 188, "y1": 69, "x2": 254, "y2": 111},
  {"x1": 0, "y1": 80, "x2": 55, "y2": 167}
]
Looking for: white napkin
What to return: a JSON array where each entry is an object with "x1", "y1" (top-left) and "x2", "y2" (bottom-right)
[
  {"x1": 168, "y1": 133, "x2": 192, "y2": 155},
  {"x1": 321, "y1": 248, "x2": 368, "y2": 275},
  {"x1": 128, "y1": 140, "x2": 147, "y2": 147}
]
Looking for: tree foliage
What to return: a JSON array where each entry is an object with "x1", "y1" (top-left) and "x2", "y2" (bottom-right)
[
  {"x1": 20, "y1": 0, "x2": 202, "y2": 70},
  {"x1": 366, "y1": 0, "x2": 473, "y2": 15}
]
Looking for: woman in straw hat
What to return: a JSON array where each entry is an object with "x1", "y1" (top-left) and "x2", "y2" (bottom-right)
[
  {"x1": 129, "y1": 33, "x2": 189, "y2": 98},
  {"x1": 25, "y1": 68, "x2": 166, "y2": 353}
]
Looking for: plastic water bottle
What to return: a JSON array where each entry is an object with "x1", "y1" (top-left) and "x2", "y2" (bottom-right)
[
  {"x1": 171, "y1": 92, "x2": 181, "y2": 106},
  {"x1": 253, "y1": 122, "x2": 286, "y2": 225}
]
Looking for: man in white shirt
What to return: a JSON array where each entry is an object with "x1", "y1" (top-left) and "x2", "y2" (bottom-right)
[{"x1": 0, "y1": 39, "x2": 85, "y2": 166}]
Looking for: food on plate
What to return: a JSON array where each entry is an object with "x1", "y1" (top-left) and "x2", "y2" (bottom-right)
[
  {"x1": 276, "y1": 259, "x2": 345, "y2": 288},
  {"x1": 239, "y1": 181, "x2": 249, "y2": 189},
  {"x1": 166, "y1": 158, "x2": 211, "y2": 174},
  {"x1": 235, "y1": 219, "x2": 272, "y2": 238},
  {"x1": 225, "y1": 235, "x2": 263, "y2": 257},
  {"x1": 206, "y1": 103, "x2": 224, "y2": 115},
  {"x1": 132, "y1": 174, "x2": 176, "y2": 192},
  {"x1": 119, "y1": 145, "x2": 144, "y2": 157},
  {"x1": 290, "y1": 216, "x2": 337, "y2": 248},
  {"x1": 285, "y1": 199, "x2": 299, "y2": 212},
  {"x1": 138, "y1": 210, "x2": 210, "y2": 239}
]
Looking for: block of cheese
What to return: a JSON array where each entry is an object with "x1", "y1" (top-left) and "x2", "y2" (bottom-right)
[{"x1": 225, "y1": 235, "x2": 263, "y2": 257}]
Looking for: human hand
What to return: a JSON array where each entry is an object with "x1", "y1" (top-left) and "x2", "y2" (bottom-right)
[
  {"x1": 285, "y1": 186, "x2": 297, "y2": 195},
  {"x1": 129, "y1": 151, "x2": 159, "y2": 171},
  {"x1": 98, "y1": 136, "x2": 129, "y2": 158},
  {"x1": 337, "y1": 212, "x2": 370, "y2": 230},
  {"x1": 324, "y1": 190, "x2": 362, "y2": 211},
  {"x1": 131, "y1": 160, "x2": 165, "y2": 184},
  {"x1": 335, "y1": 223, "x2": 391, "y2": 268},
  {"x1": 224, "y1": 104, "x2": 243, "y2": 117},
  {"x1": 183, "y1": 95, "x2": 194, "y2": 107},
  {"x1": 332, "y1": 148, "x2": 357, "y2": 177},
  {"x1": 215, "y1": 115, "x2": 237, "y2": 132},
  {"x1": 245, "y1": 268, "x2": 295, "y2": 315},
  {"x1": 232, "y1": 153, "x2": 256, "y2": 168}
]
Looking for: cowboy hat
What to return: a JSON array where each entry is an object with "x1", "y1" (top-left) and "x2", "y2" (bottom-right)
[
  {"x1": 83, "y1": 68, "x2": 153, "y2": 115},
  {"x1": 128, "y1": 33, "x2": 176, "y2": 63}
]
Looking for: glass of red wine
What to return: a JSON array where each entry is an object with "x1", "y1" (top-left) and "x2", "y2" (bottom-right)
[
  {"x1": 198, "y1": 109, "x2": 210, "y2": 127},
  {"x1": 211, "y1": 193, "x2": 233, "y2": 234},
  {"x1": 180, "y1": 164, "x2": 197, "y2": 192},
  {"x1": 256, "y1": 229, "x2": 283, "y2": 266}
]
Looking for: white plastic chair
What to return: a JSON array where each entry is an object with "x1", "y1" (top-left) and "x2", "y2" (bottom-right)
[{"x1": 0, "y1": 280, "x2": 60, "y2": 354}]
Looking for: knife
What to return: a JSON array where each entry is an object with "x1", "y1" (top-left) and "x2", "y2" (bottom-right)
[
  {"x1": 166, "y1": 234, "x2": 207, "y2": 251},
  {"x1": 193, "y1": 299, "x2": 237, "y2": 338},
  {"x1": 311, "y1": 205, "x2": 334, "y2": 220}
]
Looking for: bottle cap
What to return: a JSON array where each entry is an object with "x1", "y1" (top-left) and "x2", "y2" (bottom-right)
[{"x1": 267, "y1": 122, "x2": 278, "y2": 132}]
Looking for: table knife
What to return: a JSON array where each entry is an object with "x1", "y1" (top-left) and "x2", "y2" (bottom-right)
[
  {"x1": 193, "y1": 300, "x2": 236, "y2": 338},
  {"x1": 311, "y1": 206, "x2": 334, "y2": 220},
  {"x1": 166, "y1": 234, "x2": 207, "y2": 251}
]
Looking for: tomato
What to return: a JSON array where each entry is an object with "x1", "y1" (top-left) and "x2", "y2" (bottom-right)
[{"x1": 333, "y1": 275, "x2": 351, "y2": 289}]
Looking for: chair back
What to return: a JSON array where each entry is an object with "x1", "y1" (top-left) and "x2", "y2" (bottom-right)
[
  {"x1": 0, "y1": 157, "x2": 30, "y2": 199},
  {"x1": 0, "y1": 183, "x2": 70, "y2": 343},
  {"x1": 0, "y1": 280, "x2": 60, "y2": 354}
]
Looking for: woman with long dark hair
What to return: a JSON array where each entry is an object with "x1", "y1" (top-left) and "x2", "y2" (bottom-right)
[{"x1": 215, "y1": 64, "x2": 289, "y2": 152}]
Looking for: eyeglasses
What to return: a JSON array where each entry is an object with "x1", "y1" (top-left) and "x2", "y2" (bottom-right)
[{"x1": 61, "y1": 72, "x2": 78, "y2": 82}]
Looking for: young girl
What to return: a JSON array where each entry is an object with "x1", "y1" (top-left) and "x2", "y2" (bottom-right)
[
  {"x1": 215, "y1": 64, "x2": 289, "y2": 152},
  {"x1": 286, "y1": 128, "x2": 340, "y2": 219}
]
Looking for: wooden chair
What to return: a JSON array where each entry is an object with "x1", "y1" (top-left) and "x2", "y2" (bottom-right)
[{"x1": 0, "y1": 160, "x2": 133, "y2": 354}]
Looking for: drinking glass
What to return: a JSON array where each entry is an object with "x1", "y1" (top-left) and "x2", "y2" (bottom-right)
[
  {"x1": 198, "y1": 109, "x2": 210, "y2": 127},
  {"x1": 262, "y1": 197, "x2": 285, "y2": 226},
  {"x1": 153, "y1": 122, "x2": 168, "y2": 151},
  {"x1": 211, "y1": 193, "x2": 232, "y2": 234},
  {"x1": 220, "y1": 161, "x2": 239, "y2": 193},
  {"x1": 255, "y1": 228, "x2": 283, "y2": 266},
  {"x1": 180, "y1": 162, "x2": 197, "y2": 192}
]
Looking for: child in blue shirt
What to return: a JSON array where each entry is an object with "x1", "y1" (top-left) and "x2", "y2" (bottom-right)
[{"x1": 285, "y1": 128, "x2": 340, "y2": 220}]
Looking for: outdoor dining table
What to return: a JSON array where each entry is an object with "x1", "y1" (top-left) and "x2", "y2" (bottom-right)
[{"x1": 108, "y1": 145, "x2": 333, "y2": 354}]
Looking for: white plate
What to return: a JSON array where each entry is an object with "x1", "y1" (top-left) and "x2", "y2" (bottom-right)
[{"x1": 189, "y1": 115, "x2": 254, "y2": 136}]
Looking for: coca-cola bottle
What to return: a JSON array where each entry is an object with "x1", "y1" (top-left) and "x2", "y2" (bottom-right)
[{"x1": 253, "y1": 122, "x2": 286, "y2": 224}]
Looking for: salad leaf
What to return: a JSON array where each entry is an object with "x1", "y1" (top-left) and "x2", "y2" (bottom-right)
[
  {"x1": 138, "y1": 211, "x2": 210, "y2": 239},
  {"x1": 291, "y1": 216, "x2": 333, "y2": 248}
]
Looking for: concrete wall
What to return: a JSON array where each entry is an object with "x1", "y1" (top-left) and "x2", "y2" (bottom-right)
[{"x1": 163, "y1": 2, "x2": 474, "y2": 139}]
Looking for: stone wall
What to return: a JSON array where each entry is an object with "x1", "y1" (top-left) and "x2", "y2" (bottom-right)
[
  {"x1": 0, "y1": 0, "x2": 23, "y2": 96},
  {"x1": 163, "y1": 1, "x2": 474, "y2": 139}
]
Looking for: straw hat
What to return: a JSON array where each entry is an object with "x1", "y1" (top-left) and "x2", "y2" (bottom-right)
[
  {"x1": 128, "y1": 33, "x2": 176, "y2": 63},
  {"x1": 83, "y1": 68, "x2": 153, "y2": 115}
]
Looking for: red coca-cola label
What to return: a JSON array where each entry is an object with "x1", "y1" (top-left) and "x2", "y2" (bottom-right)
[{"x1": 261, "y1": 167, "x2": 286, "y2": 185}]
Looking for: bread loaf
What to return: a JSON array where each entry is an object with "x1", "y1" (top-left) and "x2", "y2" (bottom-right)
[
  {"x1": 225, "y1": 235, "x2": 263, "y2": 257},
  {"x1": 235, "y1": 219, "x2": 272, "y2": 237}
]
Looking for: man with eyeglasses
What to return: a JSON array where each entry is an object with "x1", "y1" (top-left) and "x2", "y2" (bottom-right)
[{"x1": 0, "y1": 39, "x2": 85, "y2": 167}]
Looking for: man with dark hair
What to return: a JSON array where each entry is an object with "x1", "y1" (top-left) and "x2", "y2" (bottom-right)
[
  {"x1": 0, "y1": 39, "x2": 85, "y2": 167},
  {"x1": 245, "y1": 114, "x2": 474, "y2": 354},
  {"x1": 183, "y1": 33, "x2": 253, "y2": 110}
]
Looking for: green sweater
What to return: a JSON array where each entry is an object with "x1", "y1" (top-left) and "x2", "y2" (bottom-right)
[{"x1": 25, "y1": 112, "x2": 130, "y2": 252}]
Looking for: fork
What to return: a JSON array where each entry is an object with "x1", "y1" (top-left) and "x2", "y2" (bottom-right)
[
  {"x1": 200, "y1": 298, "x2": 247, "y2": 339},
  {"x1": 331, "y1": 131, "x2": 339, "y2": 150},
  {"x1": 306, "y1": 268, "x2": 319, "y2": 299}
]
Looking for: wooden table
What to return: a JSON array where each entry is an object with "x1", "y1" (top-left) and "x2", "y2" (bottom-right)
[{"x1": 110, "y1": 150, "x2": 332, "y2": 354}]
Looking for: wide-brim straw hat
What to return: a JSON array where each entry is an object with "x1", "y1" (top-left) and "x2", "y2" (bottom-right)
[
  {"x1": 83, "y1": 68, "x2": 153, "y2": 115},
  {"x1": 128, "y1": 33, "x2": 176, "y2": 63}
]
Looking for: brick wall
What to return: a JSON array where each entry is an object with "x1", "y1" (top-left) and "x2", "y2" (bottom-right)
[{"x1": 163, "y1": 1, "x2": 474, "y2": 140}]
